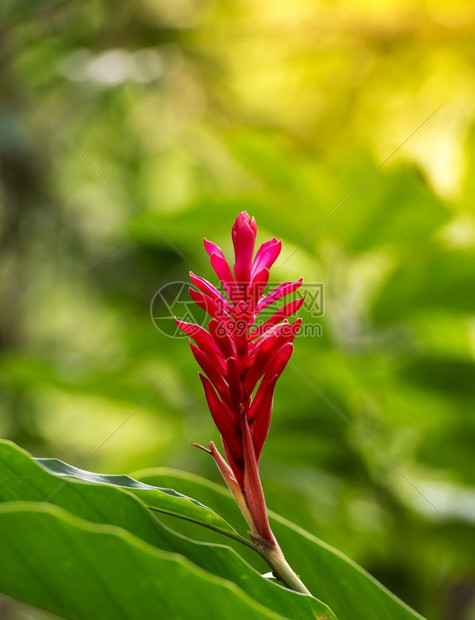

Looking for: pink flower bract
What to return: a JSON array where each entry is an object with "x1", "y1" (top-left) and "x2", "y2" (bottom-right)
[{"x1": 176, "y1": 212, "x2": 304, "y2": 543}]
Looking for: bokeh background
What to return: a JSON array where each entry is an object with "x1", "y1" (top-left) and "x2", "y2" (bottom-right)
[{"x1": 1, "y1": 1, "x2": 475, "y2": 618}]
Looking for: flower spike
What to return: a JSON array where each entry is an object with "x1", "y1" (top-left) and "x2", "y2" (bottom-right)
[{"x1": 176, "y1": 212, "x2": 310, "y2": 595}]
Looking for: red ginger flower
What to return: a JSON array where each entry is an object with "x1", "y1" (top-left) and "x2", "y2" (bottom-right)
[{"x1": 176, "y1": 212, "x2": 304, "y2": 546}]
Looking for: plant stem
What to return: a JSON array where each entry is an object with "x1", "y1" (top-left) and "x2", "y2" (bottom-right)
[{"x1": 251, "y1": 535, "x2": 311, "y2": 595}]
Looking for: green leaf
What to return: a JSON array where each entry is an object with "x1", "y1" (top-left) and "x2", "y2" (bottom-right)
[
  {"x1": 0, "y1": 441, "x2": 337, "y2": 620},
  {"x1": 0, "y1": 503, "x2": 283, "y2": 620},
  {"x1": 36, "y1": 453, "x2": 241, "y2": 541},
  {"x1": 135, "y1": 469, "x2": 425, "y2": 620}
]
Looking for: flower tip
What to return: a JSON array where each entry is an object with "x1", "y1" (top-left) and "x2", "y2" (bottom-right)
[
  {"x1": 203, "y1": 239, "x2": 217, "y2": 256},
  {"x1": 198, "y1": 372, "x2": 211, "y2": 390},
  {"x1": 233, "y1": 211, "x2": 257, "y2": 235}
]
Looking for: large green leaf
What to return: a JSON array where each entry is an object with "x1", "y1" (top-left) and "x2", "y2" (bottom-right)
[
  {"x1": 0, "y1": 441, "x2": 337, "y2": 620},
  {"x1": 0, "y1": 503, "x2": 282, "y2": 620},
  {"x1": 35, "y1": 454, "x2": 240, "y2": 541},
  {"x1": 135, "y1": 469, "x2": 425, "y2": 620}
]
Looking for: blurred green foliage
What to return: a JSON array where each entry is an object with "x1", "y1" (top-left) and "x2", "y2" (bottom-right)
[{"x1": 1, "y1": 1, "x2": 474, "y2": 619}]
